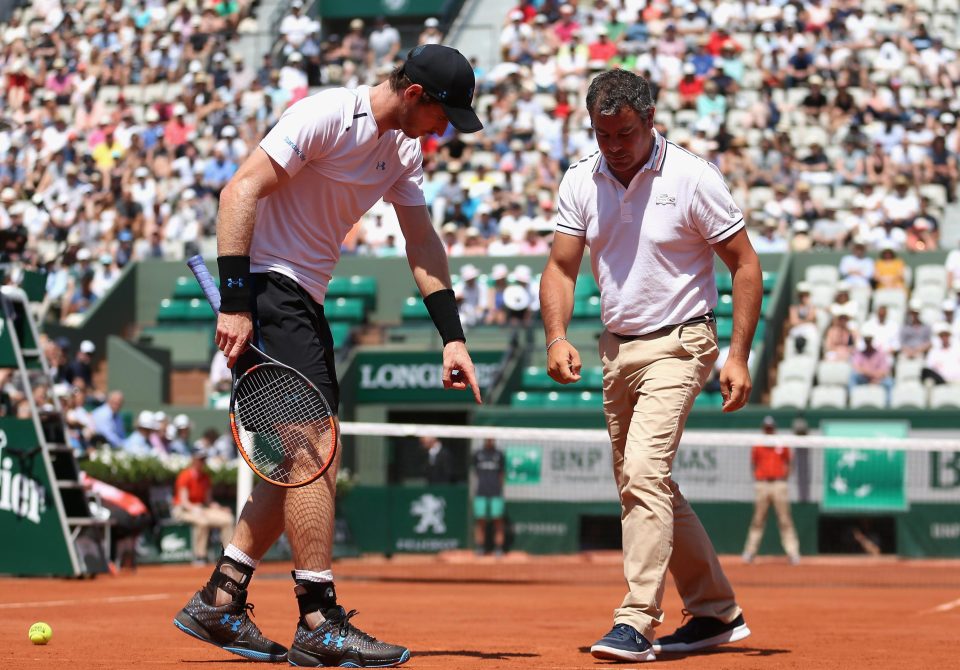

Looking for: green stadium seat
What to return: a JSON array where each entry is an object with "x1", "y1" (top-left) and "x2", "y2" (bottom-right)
[
  {"x1": 715, "y1": 272, "x2": 733, "y2": 294},
  {"x1": 581, "y1": 366, "x2": 604, "y2": 389},
  {"x1": 325, "y1": 297, "x2": 366, "y2": 324},
  {"x1": 716, "y1": 317, "x2": 734, "y2": 341},
  {"x1": 695, "y1": 391, "x2": 724, "y2": 408},
  {"x1": 574, "y1": 273, "x2": 600, "y2": 298},
  {"x1": 753, "y1": 320, "x2": 766, "y2": 344},
  {"x1": 328, "y1": 322, "x2": 352, "y2": 349},
  {"x1": 327, "y1": 275, "x2": 377, "y2": 311},
  {"x1": 157, "y1": 298, "x2": 191, "y2": 322},
  {"x1": 511, "y1": 391, "x2": 543, "y2": 408},
  {"x1": 573, "y1": 295, "x2": 602, "y2": 319},
  {"x1": 173, "y1": 275, "x2": 210, "y2": 299},
  {"x1": 185, "y1": 299, "x2": 214, "y2": 321},
  {"x1": 762, "y1": 271, "x2": 778, "y2": 294},
  {"x1": 715, "y1": 294, "x2": 734, "y2": 317},
  {"x1": 522, "y1": 366, "x2": 555, "y2": 390},
  {"x1": 401, "y1": 296, "x2": 430, "y2": 321},
  {"x1": 576, "y1": 390, "x2": 603, "y2": 408}
]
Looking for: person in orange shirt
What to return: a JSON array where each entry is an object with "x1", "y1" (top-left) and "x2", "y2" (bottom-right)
[
  {"x1": 172, "y1": 447, "x2": 234, "y2": 565},
  {"x1": 741, "y1": 416, "x2": 800, "y2": 565}
]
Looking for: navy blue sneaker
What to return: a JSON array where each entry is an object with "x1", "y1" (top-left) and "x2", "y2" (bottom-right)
[
  {"x1": 288, "y1": 607, "x2": 410, "y2": 668},
  {"x1": 174, "y1": 590, "x2": 288, "y2": 662},
  {"x1": 652, "y1": 613, "x2": 750, "y2": 653},
  {"x1": 590, "y1": 623, "x2": 656, "y2": 662}
]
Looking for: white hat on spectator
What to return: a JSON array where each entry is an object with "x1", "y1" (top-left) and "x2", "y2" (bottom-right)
[
  {"x1": 860, "y1": 323, "x2": 877, "y2": 340},
  {"x1": 908, "y1": 299, "x2": 923, "y2": 312},
  {"x1": 349, "y1": 18, "x2": 364, "y2": 30},
  {"x1": 173, "y1": 414, "x2": 192, "y2": 429},
  {"x1": 934, "y1": 322, "x2": 952, "y2": 335},
  {"x1": 851, "y1": 194, "x2": 868, "y2": 209},
  {"x1": 145, "y1": 108, "x2": 160, "y2": 122},
  {"x1": 460, "y1": 264, "x2": 480, "y2": 280},
  {"x1": 954, "y1": 279, "x2": 960, "y2": 291},
  {"x1": 511, "y1": 265, "x2": 533, "y2": 284},
  {"x1": 560, "y1": 3, "x2": 575, "y2": 14},
  {"x1": 595, "y1": 25, "x2": 608, "y2": 36},
  {"x1": 76, "y1": 248, "x2": 92, "y2": 261},
  {"x1": 0, "y1": 187, "x2": 16, "y2": 202},
  {"x1": 441, "y1": 222, "x2": 459, "y2": 234},
  {"x1": 213, "y1": 52, "x2": 226, "y2": 62},
  {"x1": 135, "y1": 166, "x2": 150, "y2": 178},
  {"x1": 465, "y1": 227, "x2": 481, "y2": 238},
  {"x1": 509, "y1": 10, "x2": 524, "y2": 21},
  {"x1": 53, "y1": 383, "x2": 72, "y2": 398},
  {"x1": 136, "y1": 410, "x2": 158, "y2": 430},
  {"x1": 8, "y1": 202, "x2": 26, "y2": 216},
  {"x1": 797, "y1": 281, "x2": 812, "y2": 293},
  {"x1": 158, "y1": 35, "x2": 173, "y2": 48},
  {"x1": 188, "y1": 59, "x2": 203, "y2": 73},
  {"x1": 221, "y1": 125, "x2": 237, "y2": 137},
  {"x1": 491, "y1": 264, "x2": 509, "y2": 280},
  {"x1": 878, "y1": 240, "x2": 896, "y2": 252},
  {"x1": 941, "y1": 113, "x2": 956, "y2": 125},
  {"x1": 425, "y1": 17, "x2": 440, "y2": 28},
  {"x1": 792, "y1": 219, "x2": 810, "y2": 233},
  {"x1": 287, "y1": 51, "x2": 303, "y2": 63},
  {"x1": 941, "y1": 299, "x2": 955, "y2": 312},
  {"x1": 80, "y1": 340, "x2": 96, "y2": 354},
  {"x1": 173, "y1": 103, "x2": 188, "y2": 116},
  {"x1": 53, "y1": 57, "x2": 66, "y2": 69},
  {"x1": 682, "y1": 63, "x2": 696, "y2": 75},
  {"x1": 509, "y1": 138, "x2": 524, "y2": 152},
  {"x1": 808, "y1": 75, "x2": 824, "y2": 86},
  {"x1": 291, "y1": 0, "x2": 303, "y2": 7},
  {"x1": 182, "y1": 188, "x2": 197, "y2": 200},
  {"x1": 534, "y1": 14, "x2": 548, "y2": 24},
  {"x1": 836, "y1": 280, "x2": 851, "y2": 292}
]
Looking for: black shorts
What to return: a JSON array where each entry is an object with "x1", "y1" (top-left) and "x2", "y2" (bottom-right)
[{"x1": 243, "y1": 271, "x2": 340, "y2": 411}]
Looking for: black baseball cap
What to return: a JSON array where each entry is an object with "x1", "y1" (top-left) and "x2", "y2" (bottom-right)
[{"x1": 403, "y1": 44, "x2": 483, "y2": 134}]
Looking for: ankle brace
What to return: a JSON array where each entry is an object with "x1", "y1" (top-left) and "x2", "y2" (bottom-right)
[
  {"x1": 292, "y1": 573, "x2": 338, "y2": 619},
  {"x1": 201, "y1": 554, "x2": 254, "y2": 605}
]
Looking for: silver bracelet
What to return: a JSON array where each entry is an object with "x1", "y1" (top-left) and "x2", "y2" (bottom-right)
[{"x1": 546, "y1": 335, "x2": 567, "y2": 352}]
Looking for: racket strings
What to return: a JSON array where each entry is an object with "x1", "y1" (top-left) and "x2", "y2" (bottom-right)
[{"x1": 234, "y1": 366, "x2": 334, "y2": 485}]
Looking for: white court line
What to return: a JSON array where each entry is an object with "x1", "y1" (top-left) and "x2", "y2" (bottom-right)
[
  {"x1": 922, "y1": 597, "x2": 960, "y2": 614},
  {"x1": 0, "y1": 593, "x2": 172, "y2": 610}
]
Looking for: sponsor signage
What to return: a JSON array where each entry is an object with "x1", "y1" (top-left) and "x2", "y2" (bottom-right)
[
  {"x1": 822, "y1": 421, "x2": 908, "y2": 512},
  {"x1": 354, "y1": 351, "x2": 505, "y2": 404},
  {"x1": 391, "y1": 487, "x2": 467, "y2": 553}
]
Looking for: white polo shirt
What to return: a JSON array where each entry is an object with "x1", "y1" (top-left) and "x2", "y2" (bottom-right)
[
  {"x1": 555, "y1": 130, "x2": 744, "y2": 336},
  {"x1": 254, "y1": 85, "x2": 425, "y2": 303}
]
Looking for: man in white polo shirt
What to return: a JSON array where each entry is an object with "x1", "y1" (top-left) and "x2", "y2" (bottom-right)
[
  {"x1": 539, "y1": 70, "x2": 762, "y2": 662},
  {"x1": 174, "y1": 44, "x2": 484, "y2": 668}
]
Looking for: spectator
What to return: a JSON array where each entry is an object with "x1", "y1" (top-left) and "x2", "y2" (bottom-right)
[
  {"x1": 900, "y1": 301, "x2": 933, "y2": 360},
  {"x1": 420, "y1": 435, "x2": 454, "y2": 484},
  {"x1": 823, "y1": 305, "x2": 857, "y2": 362},
  {"x1": 922, "y1": 323, "x2": 960, "y2": 385},
  {"x1": 123, "y1": 409, "x2": 157, "y2": 456},
  {"x1": 741, "y1": 417, "x2": 800, "y2": 566},
  {"x1": 472, "y1": 438, "x2": 507, "y2": 557},
  {"x1": 168, "y1": 414, "x2": 194, "y2": 456},
  {"x1": 485, "y1": 264, "x2": 510, "y2": 325},
  {"x1": 785, "y1": 282, "x2": 819, "y2": 356},
  {"x1": 873, "y1": 244, "x2": 907, "y2": 291},
  {"x1": 89, "y1": 390, "x2": 126, "y2": 449},
  {"x1": 849, "y1": 327, "x2": 893, "y2": 405},
  {"x1": 752, "y1": 220, "x2": 788, "y2": 253},
  {"x1": 420, "y1": 17, "x2": 443, "y2": 45},
  {"x1": 455, "y1": 264, "x2": 488, "y2": 327},
  {"x1": 839, "y1": 239, "x2": 874, "y2": 288},
  {"x1": 63, "y1": 339, "x2": 95, "y2": 388},
  {"x1": 861, "y1": 304, "x2": 900, "y2": 355},
  {"x1": 173, "y1": 446, "x2": 235, "y2": 565}
]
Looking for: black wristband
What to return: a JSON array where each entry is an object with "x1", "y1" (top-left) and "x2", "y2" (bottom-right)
[
  {"x1": 423, "y1": 288, "x2": 466, "y2": 345},
  {"x1": 217, "y1": 255, "x2": 252, "y2": 313}
]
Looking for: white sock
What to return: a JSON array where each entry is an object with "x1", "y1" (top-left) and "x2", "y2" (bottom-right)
[
  {"x1": 224, "y1": 544, "x2": 259, "y2": 569},
  {"x1": 293, "y1": 568, "x2": 334, "y2": 583}
]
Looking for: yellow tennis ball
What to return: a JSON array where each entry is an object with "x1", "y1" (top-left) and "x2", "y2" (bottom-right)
[{"x1": 28, "y1": 622, "x2": 52, "y2": 645}]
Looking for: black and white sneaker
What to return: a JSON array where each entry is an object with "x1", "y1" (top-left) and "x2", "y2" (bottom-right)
[
  {"x1": 288, "y1": 607, "x2": 410, "y2": 668},
  {"x1": 652, "y1": 612, "x2": 751, "y2": 653},
  {"x1": 590, "y1": 623, "x2": 656, "y2": 662},
  {"x1": 174, "y1": 590, "x2": 288, "y2": 662}
]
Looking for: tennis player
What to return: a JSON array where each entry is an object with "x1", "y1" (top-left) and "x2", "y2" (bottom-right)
[
  {"x1": 173, "y1": 44, "x2": 483, "y2": 668},
  {"x1": 539, "y1": 70, "x2": 761, "y2": 662}
]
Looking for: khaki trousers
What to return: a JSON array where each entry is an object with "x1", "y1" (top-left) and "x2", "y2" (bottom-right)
[
  {"x1": 742, "y1": 480, "x2": 800, "y2": 558},
  {"x1": 173, "y1": 505, "x2": 235, "y2": 561},
  {"x1": 599, "y1": 323, "x2": 740, "y2": 640}
]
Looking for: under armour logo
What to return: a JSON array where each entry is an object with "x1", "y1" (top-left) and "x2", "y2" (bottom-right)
[
  {"x1": 226, "y1": 277, "x2": 244, "y2": 289},
  {"x1": 375, "y1": 161, "x2": 386, "y2": 170},
  {"x1": 220, "y1": 614, "x2": 242, "y2": 633},
  {"x1": 322, "y1": 632, "x2": 346, "y2": 649},
  {"x1": 437, "y1": 90, "x2": 448, "y2": 100}
]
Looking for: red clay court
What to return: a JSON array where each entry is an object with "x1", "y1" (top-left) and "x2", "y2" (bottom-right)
[{"x1": 2, "y1": 553, "x2": 958, "y2": 669}]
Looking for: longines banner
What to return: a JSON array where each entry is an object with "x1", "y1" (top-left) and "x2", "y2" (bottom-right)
[{"x1": 354, "y1": 350, "x2": 506, "y2": 404}]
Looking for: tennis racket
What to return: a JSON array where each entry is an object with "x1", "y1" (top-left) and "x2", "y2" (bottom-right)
[{"x1": 187, "y1": 255, "x2": 337, "y2": 488}]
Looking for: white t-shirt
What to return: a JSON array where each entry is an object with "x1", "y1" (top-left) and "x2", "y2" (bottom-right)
[
  {"x1": 555, "y1": 131, "x2": 744, "y2": 336},
  {"x1": 254, "y1": 86, "x2": 425, "y2": 303}
]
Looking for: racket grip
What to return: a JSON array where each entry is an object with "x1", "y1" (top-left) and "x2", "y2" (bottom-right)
[{"x1": 187, "y1": 255, "x2": 222, "y2": 314}]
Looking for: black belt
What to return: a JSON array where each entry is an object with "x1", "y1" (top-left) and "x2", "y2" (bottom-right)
[{"x1": 611, "y1": 311, "x2": 715, "y2": 341}]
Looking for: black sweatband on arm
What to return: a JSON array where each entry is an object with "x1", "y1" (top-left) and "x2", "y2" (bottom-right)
[
  {"x1": 423, "y1": 288, "x2": 466, "y2": 345},
  {"x1": 217, "y1": 255, "x2": 252, "y2": 313}
]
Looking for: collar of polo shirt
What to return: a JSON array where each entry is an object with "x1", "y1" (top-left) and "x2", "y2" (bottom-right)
[{"x1": 595, "y1": 129, "x2": 667, "y2": 183}]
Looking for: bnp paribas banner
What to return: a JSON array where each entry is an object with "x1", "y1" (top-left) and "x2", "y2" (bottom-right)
[
  {"x1": 822, "y1": 421, "x2": 909, "y2": 512},
  {"x1": 354, "y1": 350, "x2": 506, "y2": 404},
  {"x1": 0, "y1": 418, "x2": 76, "y2": 576}
]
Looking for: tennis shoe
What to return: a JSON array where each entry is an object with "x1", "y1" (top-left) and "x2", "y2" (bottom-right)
[
  {"x1": 590, "y1": 623, "x2": 656, "y2": 662},
  {"x1": 288, "y1": 606, "x2": 410, "y2": 668},
  {"x1": 174, "y1": 589, "x2": 288, "y2": 662},
  {"x1": 652, "y1": 612, "x2": 750, "y2": 653}
]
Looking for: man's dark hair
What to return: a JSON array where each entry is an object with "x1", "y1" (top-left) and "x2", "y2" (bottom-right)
[
  {"x1": 388, "y1": 63, "x2": 437, "y2": 103},
  {"x1": 586, "y1": 70, "x2": 654, "y2": 118}
]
